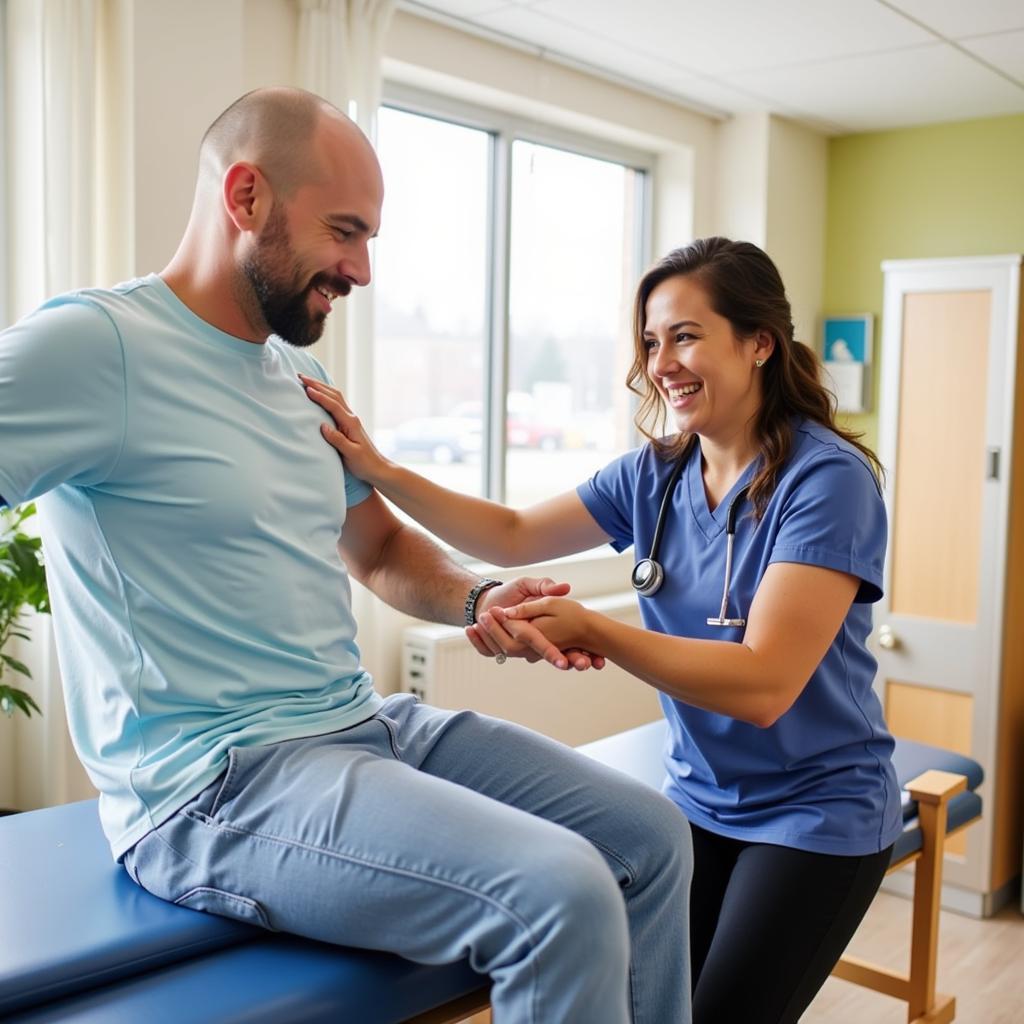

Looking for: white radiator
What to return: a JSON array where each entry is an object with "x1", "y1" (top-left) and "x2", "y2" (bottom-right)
[{"x1": 401, "y1": 592, "x2": 662, "y2": 747}]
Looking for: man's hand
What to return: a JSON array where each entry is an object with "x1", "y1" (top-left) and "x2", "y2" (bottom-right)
[
  {"x1": 487, "y1": 597, "x2": 603, "y2": 669},
  {"x1": 468, "y1": 578, "x2": 605, "y2": 672}
]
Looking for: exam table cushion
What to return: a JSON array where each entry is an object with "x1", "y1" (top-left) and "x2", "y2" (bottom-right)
[{"x1": 0, "y1": 799, "x2": 482, "y2": 1020}]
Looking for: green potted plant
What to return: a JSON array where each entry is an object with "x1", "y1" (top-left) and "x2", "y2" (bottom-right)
[{"x1": 0, "y1": 503, "x2": 49, "y2": 719}]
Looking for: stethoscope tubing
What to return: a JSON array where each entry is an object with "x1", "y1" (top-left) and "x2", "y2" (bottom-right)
[{"x1": 632, "y1": 453, "x2": 749, "y2": 628}]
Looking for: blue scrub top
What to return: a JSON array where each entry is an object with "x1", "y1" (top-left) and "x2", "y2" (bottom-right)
[{"x1": 578, "y1": 420, "x2": 903, "y2": 856}]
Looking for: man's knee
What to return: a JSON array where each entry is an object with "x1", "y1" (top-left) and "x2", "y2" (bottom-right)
[
  {"x1": 624, "y1": 787, "x2": 693, "y2": 884},
  {"x1": 526, "y1": 833, "x2": 630, "y2": 961}
]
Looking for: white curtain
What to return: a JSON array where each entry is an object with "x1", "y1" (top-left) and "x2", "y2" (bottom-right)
[
  {"x1": 293, "y1": 0, "x2": 395, "y2": 677},
  {"x1": 295, "y1": 0, "x2": 393, "y2": 140},
  {"x1": 294, "y1": 0, "x2": 393, "y2": 400},
  {"x1": 2, "y1": 0, "x2": 130, "y2": 809}
]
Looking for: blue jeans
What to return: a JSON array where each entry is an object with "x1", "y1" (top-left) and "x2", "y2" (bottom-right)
[{"x1": 123, "y1": 694, "x2": 692, "y2": 1023}]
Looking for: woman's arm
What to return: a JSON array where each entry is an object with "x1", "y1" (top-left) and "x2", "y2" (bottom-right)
[
  {"x1": 491, "y1": 561, "x2": 860, "y2": 726},
  {"x1": 301, "y1": 375, "x2": 611, "y2": 566}
]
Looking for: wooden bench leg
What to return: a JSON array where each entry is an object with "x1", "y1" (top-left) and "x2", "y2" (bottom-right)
[
  {"x1": 907, "y1": 796, "x2": 954, "y2": 1024},
  {"x1": 833, "y1": 769, "x2": 968, "y2": 1024}
]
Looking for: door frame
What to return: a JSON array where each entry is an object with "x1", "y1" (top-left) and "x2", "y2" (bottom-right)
[{"x1": 875, "y1": 253, "x2": 1022, "y2": 896}]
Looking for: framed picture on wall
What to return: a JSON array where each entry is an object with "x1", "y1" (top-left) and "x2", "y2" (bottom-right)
[{"x1": 822, "y1": 314, "x2": 873, "y2": 413}]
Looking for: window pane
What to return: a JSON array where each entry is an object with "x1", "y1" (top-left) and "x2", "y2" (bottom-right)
[
  {"x1": 373, "y1": 107, "x2": 490, "y2": 496},
  {"x1": 507, "y1": 141, "x2": 641, "y2": 507}
]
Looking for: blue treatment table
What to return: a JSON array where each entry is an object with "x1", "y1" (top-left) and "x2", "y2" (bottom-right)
[
  {"x1": 0, "y1": 724, "x2": 981, "y2": 1024},
  {"x1": 0, "y1": 799, "x2": 487, "y2": 1024}
]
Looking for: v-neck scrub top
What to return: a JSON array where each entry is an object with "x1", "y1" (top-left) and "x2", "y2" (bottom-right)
[{"x1": 577, "y1": 420, "x2": 903, "y2": 856}]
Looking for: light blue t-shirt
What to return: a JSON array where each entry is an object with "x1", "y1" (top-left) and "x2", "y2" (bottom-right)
[
  {"x1": 0, "y1": 275, "x2": 383, "y2": 857},
  {"x1": 578, "y1": 422, "x2": 903, "y2": 856}
]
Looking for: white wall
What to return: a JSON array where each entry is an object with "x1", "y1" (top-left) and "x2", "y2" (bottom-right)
[
  {"x1": 713, "y1": 112, "x2": 828, "y2": 350},
  {"x1": 130, "y1": 0, "x2": 247, "y2": 275},
  {"x1": 111, "y1": 0, "x2": 298, "y2": 278},
  {"x1": 765, "y1": 115, "x2": 828, "y2": 350},
  {"x1": 714, "y1": 112, "x2": 770, "y2": 248}
]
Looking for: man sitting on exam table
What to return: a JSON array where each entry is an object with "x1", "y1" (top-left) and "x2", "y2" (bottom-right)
[{"x1": 0, "y1": 87, "x2": 692, "y2": 1024}]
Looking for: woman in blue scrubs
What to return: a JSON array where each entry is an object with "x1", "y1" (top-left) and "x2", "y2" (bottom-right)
[{"x1": 302, "y1": 236, "x2": 902, "y2": 1023}]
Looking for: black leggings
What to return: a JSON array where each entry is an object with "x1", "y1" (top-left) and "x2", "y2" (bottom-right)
[{"x1": 689, "y1": 823, "x2": 893, "y2": 1024}]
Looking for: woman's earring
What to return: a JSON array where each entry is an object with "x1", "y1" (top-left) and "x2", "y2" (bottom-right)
[{"x1": 755, "y1": 358, "x2": 765, "y2": 368}]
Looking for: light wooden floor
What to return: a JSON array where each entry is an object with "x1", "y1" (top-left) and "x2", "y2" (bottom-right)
[
  {"x1": 459, "y1": 890, "x2": 1024, "y2": 1023},
  {"x1": 804, "y1": 890, "x2": 1024, "y2": 1023}
]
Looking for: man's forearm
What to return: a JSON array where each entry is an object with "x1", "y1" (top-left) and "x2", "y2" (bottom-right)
[{"x1": 356, "y1": 522, "x2": 477, "y2": 626}]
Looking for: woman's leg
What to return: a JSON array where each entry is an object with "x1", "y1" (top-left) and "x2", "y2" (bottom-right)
[
  {"x1": 687, "y1": 824, "x2": 742, "y2": 990},
  {"x1": 691, "y1": 834, "x2": 891, "y2": 1024}
]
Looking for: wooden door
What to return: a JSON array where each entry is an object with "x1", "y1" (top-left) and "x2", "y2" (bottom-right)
[{"x1": 874, "y1": 255, "x2": 1022, "y2": 901}]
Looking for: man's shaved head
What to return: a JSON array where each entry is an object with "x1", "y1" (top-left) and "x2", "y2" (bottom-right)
[
  {"x1": 199, "y1": 87, "x2": 347, "y2": 198},
  {"x1": 167, "y1": 86, "x2": 382, "y2": 348}
]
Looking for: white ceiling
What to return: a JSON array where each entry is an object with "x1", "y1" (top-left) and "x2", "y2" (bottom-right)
[{"x1": 399, "y1": 0, "x2": 1024, "y2": 134}]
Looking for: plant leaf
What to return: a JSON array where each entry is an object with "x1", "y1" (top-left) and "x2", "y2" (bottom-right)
[
  {"x1": 0, "y1": 685, "x2": 40, "y2": 718},
  {"x1": 1, "y1": 654, "x2": 32, "y2": 679},
  {"x1": 0, "y1": 504, "x2": 50, "y2": 701}
]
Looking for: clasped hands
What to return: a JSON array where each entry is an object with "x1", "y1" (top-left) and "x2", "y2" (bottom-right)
[{"x1": 471, "y1": 579, "x2": 604, "y2": 672}]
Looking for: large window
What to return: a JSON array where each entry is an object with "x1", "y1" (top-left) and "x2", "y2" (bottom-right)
[
  {"x1": 373, "y1": 107, "x2": 490, "y2": 498},
  {"x1": 373, "y1": 96, "x2": 649, "y2": 510}
]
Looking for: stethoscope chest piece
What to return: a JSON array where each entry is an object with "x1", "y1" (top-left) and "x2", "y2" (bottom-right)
[
  {"x1": 631, "y1": 558, "x2": 664, "y2": 597},
  {"x1": 632, "y1": 452, "x2": 750, "y2": 629}
]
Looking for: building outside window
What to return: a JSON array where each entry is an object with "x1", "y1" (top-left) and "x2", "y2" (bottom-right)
[{"x1": 372, "y1": 95, "x2": 650, "y2": 511}]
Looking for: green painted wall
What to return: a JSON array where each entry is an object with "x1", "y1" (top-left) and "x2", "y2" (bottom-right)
[{"x1": 824, "y1": 113, "x2": 1024, "y2": 449}]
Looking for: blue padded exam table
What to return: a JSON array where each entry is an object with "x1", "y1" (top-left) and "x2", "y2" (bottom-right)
[
  {"x1": 0, "y1": 799, "x2": 486, "y2": 1024},
  {"x1": 1, "y1": 722, "x2": 981, "y2": 1024}
]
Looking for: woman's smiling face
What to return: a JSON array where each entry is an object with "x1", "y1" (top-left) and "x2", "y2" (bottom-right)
[{"x1": 643, "y1": 273, "x2": 770, "y2": 442}]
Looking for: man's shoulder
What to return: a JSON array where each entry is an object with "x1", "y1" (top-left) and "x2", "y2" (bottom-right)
[{"x1": 28, "y1": 276, "x2": 156, "y2": 330}]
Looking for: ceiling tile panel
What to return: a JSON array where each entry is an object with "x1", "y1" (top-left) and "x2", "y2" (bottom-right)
[
  {"x1": 472, "y1": 4, "x2": 694, "y2": 85},
  {"x1": 655, "y1": 72, "x2": 843, "y2": 129},
  {"x1": 405, "y1": 0, "x2": 1024, "y2": 131},
  {"x1": 883, "y1": 0, "x2": 1024, "y2": 40},
  {"x1": 961, "y1": 28, "x2": 1024, "y2": 82},
  {"x1": 725, "y1": 42, "x2": 1024, "y2": 132},
  {"x1": 486, "y1": 0, "x2": 933, "y2": 74}
]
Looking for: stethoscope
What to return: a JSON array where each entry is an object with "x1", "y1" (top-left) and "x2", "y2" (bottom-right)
[{"x1": 631, "y1": 457, "x2": 750, "y2": 628}]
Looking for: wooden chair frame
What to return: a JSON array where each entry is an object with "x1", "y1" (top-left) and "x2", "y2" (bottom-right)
[
  {"x1": 406, "y1": 990, "x2": 490, "y2": 1024},
  {"x1": 831, "y1": 768, "x2": 974, "y2": 1024}
]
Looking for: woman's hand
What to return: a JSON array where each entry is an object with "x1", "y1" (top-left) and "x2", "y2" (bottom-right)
[
  {"x1": 470, "y1": 581, "x2": 605, "y2": 672},
  {"x1": 299, "y1": 374, "x2": 391, "y2": 487},
  {"x1": 478, "y1": 596, "x2": 604, "y2": 670}
]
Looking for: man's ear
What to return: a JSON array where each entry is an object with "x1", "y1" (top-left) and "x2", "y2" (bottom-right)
[{"x1": 223, "y1": 162, "x2": 270, "y2": 234}]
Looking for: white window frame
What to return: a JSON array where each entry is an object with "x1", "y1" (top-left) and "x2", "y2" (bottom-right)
[{"x1": 379, "y1": 83, "x2": 654, "y2": 506}]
